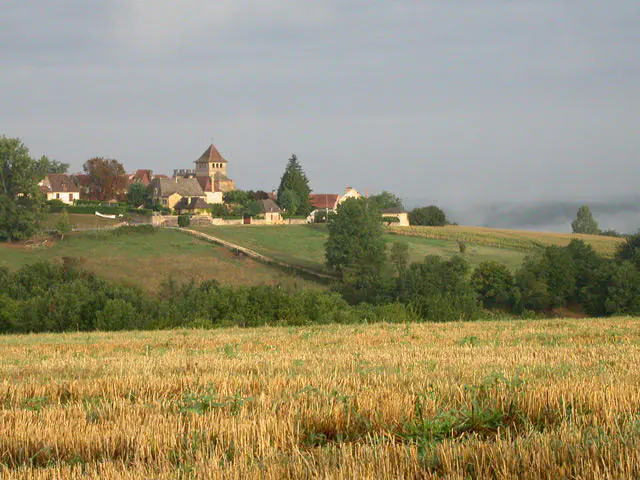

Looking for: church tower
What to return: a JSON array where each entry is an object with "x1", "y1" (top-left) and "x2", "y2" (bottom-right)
[{"x1": 194, "y1": 143, "x2": 235, "y2": 192}]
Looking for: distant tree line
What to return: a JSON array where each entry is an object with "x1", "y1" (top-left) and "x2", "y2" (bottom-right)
[{"x1": 326, "y1": 197, "x2": 640, "y2": 321}]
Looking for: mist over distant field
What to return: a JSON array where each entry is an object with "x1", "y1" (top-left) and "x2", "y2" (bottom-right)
[{"x1": 406, "y1": 197, "x2": 640, "y2": 234}]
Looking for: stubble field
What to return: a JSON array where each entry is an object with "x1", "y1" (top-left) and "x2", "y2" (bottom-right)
[{"x1": 2, "y1": 318, "x2": 640, "y2": 478}]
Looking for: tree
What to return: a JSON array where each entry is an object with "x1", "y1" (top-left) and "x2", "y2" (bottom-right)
[
  {"x1": 369, "y1": 191, "x2": 404, "y2": 211},
  {"x1": 39, "y1": 156, "x2": 69, "y2": 174},
  {"x1": 83, "y1": 157, "x2": 126, "y2": 201},
  {"x1": 0, "y1": 136, "x2": 46, "y2": 241},
  {"x1": 276, "y1": 154, "x2": 313, "y2": 216},
  {"x1": 127, "y1": 182, "x2": 151, "y2": 208},
  {"x1": 55, "y1": 209, "x2": 72, "y2": 240},
  {"x1": 325, "y1": 197, "x2": 386, "y2": 275},
  {"x1": 278, "y1": 189, "x2": 299, "y2": 215},
  {"x1": 615, "y1": 232, "x2": 640, "y2": 270},
  {"x1": 389, "y1": 242, "x2": 409, "y2": 276},
  {"x1": 571, "y1": 206, "x2": 599, "y2": 235},
  {"x1": 409, "y1": 205, "x2": 448, "y2": 226},
  {"x1": 471, "y1": 261, "x2": 514, "y2": 309}
]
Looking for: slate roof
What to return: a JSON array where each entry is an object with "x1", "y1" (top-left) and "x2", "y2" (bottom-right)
[
  {"x1": 382, "y1": 207, "x2": 406, "y2": 214},
  {"x1": 195, "y1": 144, "x2": 227, "y2": 164},
  {"x1": 310, "y1": 194, "x2": 339, "y2": 210},
  {"x1": 258, "y1": 199, "x2": 282, "y2": 214},
  {"x1": 152, "y1": 178, "x2": 205, "y2": 198},
  {"x1": 42, "y1": 174, "x2": 80, "y2": 193},
  {"x1": 174, "y1": 197, "x2": 209, "y2": 211}
]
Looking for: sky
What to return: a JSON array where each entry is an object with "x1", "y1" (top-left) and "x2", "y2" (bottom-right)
[{"x1": 2, "y1": 1, "x2": 639, "y2": 220}]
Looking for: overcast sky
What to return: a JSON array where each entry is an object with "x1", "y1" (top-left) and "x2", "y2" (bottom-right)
[{"x1": 2, "y1": 1, "x2": 639, "y2": 208}]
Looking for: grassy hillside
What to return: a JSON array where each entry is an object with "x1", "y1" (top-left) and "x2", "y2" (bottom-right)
[
  {"x1": 42, "y1": 213, "x2": 120, "y2": 229},
  {"x1": 0, "y1": 229, "x2": 321, "y2": 292},
  {"x1": 2, "y1": 318, "x2": 639, "y2": 478},
  {"x1": 387, "y1": 225, "x2": 623, "y2": 256},
  {"x1": 194, "y1": 225, "x2": 531, "y2": 271}
]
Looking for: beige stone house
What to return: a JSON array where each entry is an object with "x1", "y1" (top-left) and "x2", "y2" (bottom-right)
[
  {"x1": 382, "y1": 207, "x2": 410, "y2": 226},
  {"x1": 38, "y1": 174, "x2": 80, "y2": 204},
  {"x1": 150, "y1": 177, "x2": 206, "y2": 211}
]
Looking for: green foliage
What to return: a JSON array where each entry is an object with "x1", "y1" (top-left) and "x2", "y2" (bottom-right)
[
  {"x1": 38, "y1": 156, "x2": 69, "y2": 174},
  {"x1": 127, "y1": 183, "x2": 152, "y2": 208},
  {"x1": 223, "y1": 190, "x2": 251, "y2": 207},
  {"x1": 390, "y1": 242, "x2": 409, "y2": 276},
  {"x1": 45, "y1": 199, "x2": 67, "y2": 213},
  {"x1": 325, "y1": 198, "x2": 387, "y2": 275},
  {"x1": 278, "y1": 189, "x2": 299, "y2": 215},
  {"x1": 369, "y1": 191, "x2": 404, "y2": 211},
  {"x1": 471, "y1": 261, "x2": 514, "y2": 309},
  {"x1": 409, "y1": 206, "x2": 448, "y2": 226},
  {"x1": 178, "y1": 214, "x2": 191, "y2": 227},
  {"x1": 55, "y1": 210, "x2": 72, "y2": 240},
  {"x1": 209, "y1": 204, "x2": 228, "y2": 218},
  {"x1": 276, "y1": 154, "x2": 313, "y2": 216},
  {"x1": 0, "y1": 136, "x2": 45, "y2": 241},
  {"x1": 571, "y1": 206, "x2": 600, "y2": 235},
  {"x1": 395, "y1": 255, "x2": 480, "y2": 322},
  {"x1": 615, "y1": 232, "x2": 640, "y2": 270}
]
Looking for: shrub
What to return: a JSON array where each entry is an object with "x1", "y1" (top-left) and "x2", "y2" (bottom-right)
[
  {"x1": 45, "y1": 199, "x2": 66, "y2": 213},
  {"x1": 396, "y1": 255, "x2": 480, "y2": 322},
  {"x1": 178, "y1": 214, "x2": 191, "y2": 227},
  {"x1": 408, "y1": 206, "x2": 448, "y2": 226}
]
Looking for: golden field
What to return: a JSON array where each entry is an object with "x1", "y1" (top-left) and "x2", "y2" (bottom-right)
[
  {"x1": 387, "y1": 225, "x2": 624, "y2": 256},
  {"x1": 1, "y1": 319, "x2": 640, "y2": 479}
]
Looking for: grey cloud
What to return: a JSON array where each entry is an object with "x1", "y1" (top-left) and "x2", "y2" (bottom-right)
[{"x1": 1, "y1": 1, "x2": 639, "y2": 231}]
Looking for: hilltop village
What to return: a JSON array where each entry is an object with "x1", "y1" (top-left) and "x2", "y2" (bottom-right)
[{"x1": 38, "y1": 143, "x2": 411, "y2": 226}]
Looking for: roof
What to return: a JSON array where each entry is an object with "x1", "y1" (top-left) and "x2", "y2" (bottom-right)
[
  {"x1": 382, "y1": 207, "x2": 406, "y2": 214},
  {"x1": 195, "y1": 144, "x2": 227, "y2": 164},
  {"x1": 43, "y1": 174, "x2": 80, "y2": 193},
  {"x1": 213, "y1": 172, "x2": 231, "y2": 182},
  {"x1": 310, "y1": 194, "x2": 339, "y2": 210},
  {"x1": 174, "y1": 197, "x2": 209, "y2": 211},
  {"x1": 196, "y1": 176, "x2": 213, "y2": 192},
  {"x1": 152, "y1": 177, "x2": 205, "y2": 198},
  {"x1": 258, "y1": 199, "x2": 282, "y2": 214}
]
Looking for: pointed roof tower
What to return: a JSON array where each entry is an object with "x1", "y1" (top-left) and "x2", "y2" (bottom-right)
[{"x1": 195, "y1": 144, "x2": 227, "y2": 164}]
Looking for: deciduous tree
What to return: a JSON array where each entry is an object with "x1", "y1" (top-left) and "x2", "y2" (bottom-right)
[
  {"x1": 0, "y1": 136, "x2": 46, "y2": 241},
  {"x1": 83, "y1": 157, "x2": 126, "y2": 201},
  {"x1": 325, "y1": 197, "x2": 386, "y2": 274},
  {"x1": 571, "y1": 206, "x2": 599, "y2": 235}
]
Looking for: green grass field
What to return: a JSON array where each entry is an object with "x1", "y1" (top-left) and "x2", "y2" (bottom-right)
[
  {"x1": 42, "y1": 213, "x2": 121, "y2": 229},
  {"x1": 0, "y1": 229, "x2": 321, "y2": 292},
  {"x1": 193, "y1": 225, "x2": 530, "y2": 272}
]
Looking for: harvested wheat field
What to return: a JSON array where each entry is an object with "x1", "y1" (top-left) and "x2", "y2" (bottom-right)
[{"x1": 2, "y1": 319, "x2": 640, "y2": 479}]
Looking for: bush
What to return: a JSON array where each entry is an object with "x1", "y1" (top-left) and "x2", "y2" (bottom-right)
[
  {"x1": 395, "y1": 255, "x2": 480, "y2": 322},
  {"x1": 45, "y1": 199, "x2": 67, "y2": 213},
  {"x1": 178, "y1": 214, "x2": 191, "y2": 227},
  {"x1": 408, "y1": 206, "x2": 448, "y2": 226}
]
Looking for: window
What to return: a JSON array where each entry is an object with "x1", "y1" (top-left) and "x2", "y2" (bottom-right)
[
  {"x1": 69, "y1": 194, "x2": 73, "y2": 202},
  {"x1": 56, "y1": 193, "x2": 60, "y2": 199}
]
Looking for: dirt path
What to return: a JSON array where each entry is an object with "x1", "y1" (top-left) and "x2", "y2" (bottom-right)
[{"x1": 179, "y1": 228, "x2": 337, "y2": 282}]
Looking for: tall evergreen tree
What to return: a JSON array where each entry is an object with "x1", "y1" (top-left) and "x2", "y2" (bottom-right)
[{"x1": 276, "y1": 154, "x2": 313, "y2": 216}]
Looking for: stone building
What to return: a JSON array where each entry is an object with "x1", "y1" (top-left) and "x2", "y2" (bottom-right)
[
  {"x1": 194, "y1": 144, "x2": 235, "y2": 198},
  {"x1": 150, "y1": 177, "x2": 206, "y2": 211}
]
